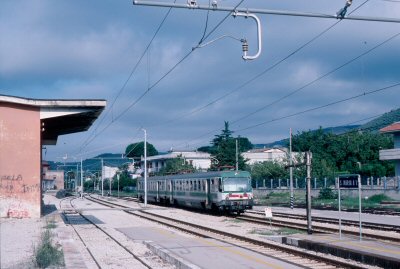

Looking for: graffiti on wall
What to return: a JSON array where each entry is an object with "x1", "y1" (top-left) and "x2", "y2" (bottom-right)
[{"x1": 0, "y1": 174, "x2": 40, "y2": 218}]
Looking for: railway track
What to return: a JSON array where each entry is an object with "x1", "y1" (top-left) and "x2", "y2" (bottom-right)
[
  {"x1": 85, "y1": 195, "x2": 371, "y2": 269},
  {"x1": 59, "y1": 196, "x2": 154, "y2": 269},
  {"x1": 246, "y1": 209, "x2": 400, "y2": 233}
]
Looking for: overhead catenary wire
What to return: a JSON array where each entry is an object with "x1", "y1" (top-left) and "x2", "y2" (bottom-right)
[
  {"x1": 178, "y1": 82, "x2": 400, "y2": 150},
  {"x1": 235, "y1": 82, "x2": 400, "y2": 132},
  {"x1": 79, "y1": 0, "x2": 246, "y2": 151},
  {"x1": 133, "y1": 0, "x2": 400, "y2": 23},
  {"x1": 173, "y1": 21, "x2": 399, "y2": 149},
  {"x1": 149, "y1": 0, "x2": 371, "y2": 129},
  {"x1": 79, "y1": 2, "x2": 177, "y2": 153}
]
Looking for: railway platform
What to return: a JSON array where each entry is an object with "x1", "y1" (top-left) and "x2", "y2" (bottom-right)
[
  {"x1": 268, "y1": 231, "x2": 400, "y2": 268},
  {"x1": 119, "y1": 226, "x2": 303, "y2": 269}
]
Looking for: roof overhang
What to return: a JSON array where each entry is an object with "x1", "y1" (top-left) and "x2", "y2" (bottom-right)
[
  {"x1": 0, "y1": 95, "x2": 106, "y2": 145},
  {"x1": 380, "y1": 122, "x2": 400, "y2": 134}
]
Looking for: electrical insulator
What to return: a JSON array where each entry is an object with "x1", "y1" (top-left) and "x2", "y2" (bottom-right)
[{"x1": 242, "y1": 41, "x2": 248, "y2": 53}]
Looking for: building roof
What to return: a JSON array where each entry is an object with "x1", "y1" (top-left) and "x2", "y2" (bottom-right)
[
  {"x1": 142, "y1": 151, "x2": 211, "y2": 161},
  {"x1": 0, "y1": 94, "x2": 106, "y2": 145},
  {"x1": 379, "y1": 122, "x2": 400, "y2": 134},
  {"x1": 245, "y1": 147, "x2": 288, "y2": 153}
]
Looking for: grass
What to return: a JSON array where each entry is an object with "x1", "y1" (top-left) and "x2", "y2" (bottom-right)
[
  {"x1": 249, "y1": 227, "x2": 303, "y2": 236},
  {"x1": 312, "y1": 194, "x2": 398, "y2": 211},
  {"x1": 257, "y1": 191, "x2": 306, "y2": 206},
  {"x1": 34, "y1": 220, "x2": 64, "y2": 268}
]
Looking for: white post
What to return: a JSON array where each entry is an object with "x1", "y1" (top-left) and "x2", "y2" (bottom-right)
[
  {"x1": 235, "y1": 138, "x2": 239, "y2": 171},
  {"x1": 289, "y1": 128, "x2": 294, "y2": 209},
  {"x1": 117, "y1": 173, "x2": 120, "y2": 198},
  {"x1": 338, "y1": 178, "x2": 342, "y2": 239},
  {"x1": 358, "y1": 175, "x2": 363, "y2": 241},
  {"x1": 101, "y1": 158, "x2": 104, "y2": 196},
  {"x1": 143, "y1": 129, "x2": 147, "y2": 207},
  {"x1": 80, "y1": 158, "x2": 83, "y2": 199}
]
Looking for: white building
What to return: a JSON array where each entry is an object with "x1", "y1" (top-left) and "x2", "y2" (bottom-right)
[
  {"x1": 102, "y1": 165, "x2": 119, "y2": 179},
  {"x1": 140, "y1": 151, "x2": 211, "y2": 173},
  {"x1": 379, "y1": 122, "x2": 400, "y2": 177},
  {"x1": 243, "y1": 147, "x2": 300, "y2": 165}
]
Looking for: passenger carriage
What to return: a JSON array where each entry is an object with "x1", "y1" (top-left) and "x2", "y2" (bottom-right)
[{"x1": 137, "y1": 170, "x2": 253, "y2": 214}]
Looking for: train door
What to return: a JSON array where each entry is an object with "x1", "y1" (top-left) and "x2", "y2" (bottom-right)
[
  {"x1": 169, "y1": 179, "x2": 173, "y2": 205},
  {"x1": 205, "y1": 178, "x2": 211, "y2": 209},
  {"x1": 156, "y1": 180, "x2": 159, "y2": 202}
]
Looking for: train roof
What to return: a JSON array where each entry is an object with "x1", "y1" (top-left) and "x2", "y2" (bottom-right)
[{"x1": 144, "y1": 170, "x2": 251, "y2": 180}]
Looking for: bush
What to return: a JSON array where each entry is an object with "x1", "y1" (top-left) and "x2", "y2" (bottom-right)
[
  {"x1": 318, "y1": 188, "x2": 337, "y2": 199},
  {"x1": 34, "y1": 227, "x2": 64, "y2": 268},
  {"x1": 367, "y1": 194, "x2": 391, "y2": 203}
]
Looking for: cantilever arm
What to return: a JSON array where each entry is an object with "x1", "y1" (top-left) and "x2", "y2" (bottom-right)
[{"x1": 233, "y1": 12, "x2": 262, "y2": 60}]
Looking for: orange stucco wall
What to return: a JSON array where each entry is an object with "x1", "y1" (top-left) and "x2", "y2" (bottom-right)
[{"x1": 0, "y1": 103, "x2": 42, "y2": 218}]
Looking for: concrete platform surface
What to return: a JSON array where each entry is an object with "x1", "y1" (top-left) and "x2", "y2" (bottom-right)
[
  {"x1": 270, "y1": 233, "x2": 400, "y2": 269},
  {"x1": 119, "y1": 226, "x2": 302, "y2": 269}
]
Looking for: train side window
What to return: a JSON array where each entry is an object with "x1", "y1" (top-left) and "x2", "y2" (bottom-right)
[{"x1": 218, "y1": 178, "x2": 222, "y2": 192}]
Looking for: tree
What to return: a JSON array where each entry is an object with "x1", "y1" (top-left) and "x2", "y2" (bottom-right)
[
  {"x1": 197, "y1": 121, "x2": 252, "y2": 170},
  {"x1": 125, "y1": 141, "x2": 158, "y2": 158},
  {"x1": 158, "y1": 155, "x2": 196, "y2": 174},
  {"x1": 290, "y1": 129, "x2": 394, "y2": 178}
]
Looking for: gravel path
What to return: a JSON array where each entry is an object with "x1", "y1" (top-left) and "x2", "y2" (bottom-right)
[{"x1": 0, "y1": 215, "x2": 43, "y2": 269}]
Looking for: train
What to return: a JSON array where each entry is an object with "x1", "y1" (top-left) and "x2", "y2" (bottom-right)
[{"x1": 137, "y1": 170, "x2": 253, "y2": 214}]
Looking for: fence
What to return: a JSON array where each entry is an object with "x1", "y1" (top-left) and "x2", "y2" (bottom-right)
[{"x1": 254, "y1": 176, "x2": 400, "y2": 191}]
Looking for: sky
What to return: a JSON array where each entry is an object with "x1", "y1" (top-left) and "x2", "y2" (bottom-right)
[{"x1": 1, "y1": 0, "x2": 400, "y2": 161}]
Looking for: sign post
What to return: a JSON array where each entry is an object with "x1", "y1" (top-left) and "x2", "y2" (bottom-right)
[
  {"x1": 338, "y1": 174, "x2": 362, "y2": 241},
  {"x1": 265, "y1": 207, "x2": 273, "y2": 228}
]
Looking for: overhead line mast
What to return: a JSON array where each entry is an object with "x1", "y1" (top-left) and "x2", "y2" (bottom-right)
[{"x1": 133, "y1": 1, "x2": 400, "y2": 24}]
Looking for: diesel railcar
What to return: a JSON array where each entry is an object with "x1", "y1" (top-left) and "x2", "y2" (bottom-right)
[{"x1": 137, "y1": 170, "x2": 253, "y2": 214}]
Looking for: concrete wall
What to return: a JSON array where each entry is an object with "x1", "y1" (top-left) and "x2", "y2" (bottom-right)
[
  {"x1": 0, "y1": 103, "x2": 41, "y2": 218},
  {"x1": 254, "y1": 188, "x2": 400, "y2": 200}
]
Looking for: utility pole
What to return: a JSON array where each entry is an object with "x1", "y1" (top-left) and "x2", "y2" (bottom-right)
[
  {"x1": 306, "y1": 151, "x2": 313, "y2": 234},
  {"x1": 285, "y1": 150, "x2": 313, "y2": 234},
  {"x1": 289, "y1": 128, "x2": 294, "y2": 209},
  {"x1": 143, "y1": 129, "x2": 147, "y2": 207}
]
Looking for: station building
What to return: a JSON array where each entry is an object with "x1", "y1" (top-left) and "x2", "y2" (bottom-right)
[
  {"x1": 379, "y1": 122, "x2": 400, "y2": 177},
  {"x1": 0, "y1": 95, "x2": 106, "y2": 218}
]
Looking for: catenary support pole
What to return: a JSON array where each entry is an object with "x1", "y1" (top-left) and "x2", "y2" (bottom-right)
[
  {"x1": 306, "y1": 151, "x2": 313, "y2": 234},
  {"x1": 143, "y1": 129, "x2": 148, "y2": 207},
  {"x1": 290, "y1": 128, "x2": 294, "y2": 209}
]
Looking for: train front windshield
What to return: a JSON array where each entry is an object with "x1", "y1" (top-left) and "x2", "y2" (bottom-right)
[{"x1": 222, "y1": 177, "x2": 252, "y2": 192}]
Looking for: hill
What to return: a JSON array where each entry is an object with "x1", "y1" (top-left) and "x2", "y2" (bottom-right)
[{"x1": 358, "y1": 108, "x2": 400, "y2": 132}]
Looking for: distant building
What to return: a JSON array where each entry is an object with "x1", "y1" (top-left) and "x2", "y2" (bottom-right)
[
  {"x1": 140, "y1": 151, "x2": 211, "y2": 173},
  {"x1": 379, "y1": 122, "x2": 400, "y2": 177},
  {"x1": 42, "y1": 162, "x2": 64, "y2": 191},
  {"x1": 243, "y1": 147, "x2": 300, "y2": 165},
  {"x1": 102, "y1": 166, "x2": 119, "y2": 179}
]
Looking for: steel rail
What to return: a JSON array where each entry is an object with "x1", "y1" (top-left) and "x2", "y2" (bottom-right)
[
  {"x1": 133, "y1": 1, "x2": 400, "y2": 24},
  {"x1": 62, "y1": 196, "x2": 153, "y2": 269},
  {"x1": 86, "y1": 195, "x2": 367, "y2": 269},
  {"x1": 237, "y1": 214, "x2": 400, "y2": 243},
  {"x1": 246, "y1": 210, "x2": 400, "y2": 232}
]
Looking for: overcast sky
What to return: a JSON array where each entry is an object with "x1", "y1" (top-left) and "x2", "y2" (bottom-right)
[{"x1": 1, "y1": 0, "x2": 399, "y2": 161}]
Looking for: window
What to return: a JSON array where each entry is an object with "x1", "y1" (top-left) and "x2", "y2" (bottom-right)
[{"x1": 222, "y1": 177, "x2": 251, "y2": 192}]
